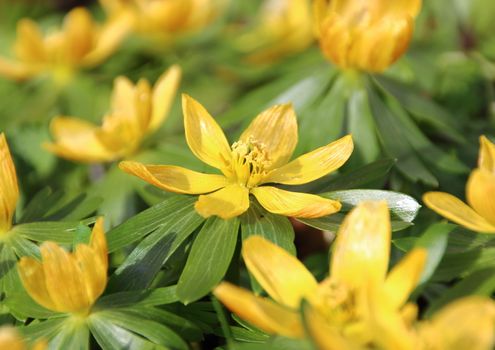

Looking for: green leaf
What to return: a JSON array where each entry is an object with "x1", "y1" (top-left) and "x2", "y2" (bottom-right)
[
  {"x1": 96, "y1": 286, "x2": 178, "y2": 309},
  {"x1": 425, "y1": 267, "x2": 495, "y2": 317},
  {"x1": 177, "y1": 216, "x2": 240, "y2": 304},
  {"x1": 13, "y1": 221, "x2": 85, "y2": 244},
  {"x1": 106, "y1": 195, "x2": 201, "y2": 252},
  {"x1": 20, "y1": 318, "x2": 67, "y2": 343},
  {"x1": 0, "y1": 243, "x2": 18, "y2": 294},
  {"x1": 72, "y1": 224, "x2": 92, "y2": 247},
  {"x1": 49, "y1": 322, "x2": 90, "y2": 350}
]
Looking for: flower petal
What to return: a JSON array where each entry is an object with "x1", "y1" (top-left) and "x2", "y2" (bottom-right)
[
  {"x1": 378, "y1": 0, "x2": 422, "y2": 18},
  {"x1": 251, "y1": 186, "x2": 341, "y2": 218},
  {"x1": 330, "y1": 201, "x2": 390, "y2": 290},
  {"x1": 110, "y1": 75, "x2": 135, "y2": 117},
  {"x1": 195, "y1": 184, "x2": 250, "y2": 219},
  {"x1": 479, "y1": 135, "x2": 495, "y2": 173},
  {"x1": 13, "y1": 19, "x2": 46, "y2": 62},
  {"x1": 17, "y1": 257, "x2": 57, "y2": 311},
  {"x1": 119, "y1": 161, "x2": 228, "y2": 194},
  {"x1": 264, "y1": 134, "x2": 353, "y2": 185},
  {"x1": 0, "y1": 134, "x2": 18, "y2": 233},
  {"x1": 0, "y1": 57, "x2": 35, "y2": 80},
  {"x1": 420, "y1": 297, "x2": 495, "y2": 350},
  {"x1": 45, "y1": 116, "x2": 115, "y2": 163},
  {"x1": 383, "y1": 248, "x2": 427, "y2": 310},
  {"x1": 240, "y1": 104, "x2": 298, "y2": 169},
  {"x1": 149, "y1": 65, "x2": 181, "y2": 132},
  {"x1": 182, "y1": 94, "x2": 232, "y2": 171},
  {"x1": 467, "y1": 169, "x2": 495, "y2": 226},
  {"x1": 242, "y1": 236, "x2": 318, "y2": 309},
  {"x1": 63, "y1": 7, "x2": 96, "y2": 62},
  {"x1": 423, "y1": 191, "x2": 495, "y2": 233},
  {"x1": 214, "y1": 282, "x2": 304, "y2": 338}
]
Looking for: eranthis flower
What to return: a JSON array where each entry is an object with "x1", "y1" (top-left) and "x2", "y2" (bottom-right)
[
  {"x1": 0, "y1": 7, "x2": 132, "y2": 82},
  {"x1": 0, "y1": 133, "x2": 19, "y2": 235},
  {"x1": 424, "y1": 136, "x2": 495, "y2": 233},
  {"x1": 238, "y1": 0, "x2": 314, "y2": 64},
  {"x1": 313, "y1": 0, "x2": 422, "y2": 72},
  {"x1": 18, "y1": 218, "x2": 108, "y2": 315},
  {"x1": 45, "y1": 65, "x2": 181, "y2": 163},
  {"x1": 120, "y1": 94, "x2": 354, "y2": 219},
  {"x1": 0, "y1": 326, "x2": 46, "y2": 350},
  {"x1": 100, "y1": 0, "x2": 226, "y2": 40},
  {"x1": 214, "y1": 201, "x2": 428, "y2": 348}
]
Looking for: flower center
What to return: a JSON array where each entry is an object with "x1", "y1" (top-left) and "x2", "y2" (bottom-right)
[{"x1": 228, "y1": 138, "x2": 271, "y2": 188}]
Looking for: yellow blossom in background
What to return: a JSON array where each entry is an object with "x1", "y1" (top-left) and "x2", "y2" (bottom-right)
[
  {"x1": 0, "y1": 326, "x2": 46, "y2": 350},
  {"x1": 0, "y1": 7, "x2": 132, "y2": 82},
  {"x1": 313, "y1": 0, "x2": 422, "y2": 72},
  {"x1": 424, "y1": 136, "x2": 495, "y2": 233},
  {"x1": 0, "y1": 133, "x2": 19, "y2": 235},
  {"x1": 44, "y1": 65, "x2": 181, "y2": 163},
  {"x1": 238, "y1": 0, "x2": 314, "y2": 64},
  {"x1": 120, "y1": 94, "x2": 353, "y2": 219},
  {"x1": 214, "y1": 202, "x2": 495, "y2": 349},
  {"x1": 18, "y1": 218, "x2": 108, "y2": 315},
  {"x1": 100, "y1": 0, "x2": 227, "y2": 41}
]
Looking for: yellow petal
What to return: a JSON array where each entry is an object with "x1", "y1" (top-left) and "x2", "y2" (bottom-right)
[
  {"x1": 149, "y1": 65, "x2": 182, "y2": 132},
  {"x1": 423, "y1": 191, "x2": 495, "y2": 233},
  {"x1": 479, "y1": 135, "x2": 495, "y2": 173},
  {"x1": 467, "y1": 169, "x2": 495, "y2": 226},
  {"x1": 110, "y1": 75, "x2": 135, "y2": 118},
  {"x1": 119, "y1": 161, "x2": 228, "y2": 194},
  {"x1": 0, "y1": 57, "x2": 35, "y2": 81},
  {"x1": 134, "y1": 79, "x2": 153, "y2": 132},
  {"x1": 84, "y1": 217, "x2": 108, "y2": 301},
  {"x1": 421, "y1": 297, "x2": 495, "y2": 350},
  {"x1": 0, "y1": 134, "x2": 18, "y2": 233},
  {"x1": 13, "y1": 19, "x2": 46, "y2": 62},
  {"x1": 63, "y1": 7, "x2": 96, "y2": 62},
  {"x1": 377, "y1": 0, "x2": 422, "y2": 18},
  {"x1": 303, "y1": 303, "x2": 360, "y2": 350},
  {"x1": 45, "y1": 116, "x2": 115, "y2": 163},
  {"x1": 264, "y1": 135, "x2": 353, "y2": 185},
  {"x1": 182, "y1": 94, "x2": 232, "y2": 171},
  {"x1": 0, "y1": 326, "x2": 38, "y2": 350},
  {"x1": 240, "y1": 104, "x2": 298, "y2": 169},
  {"x1": 383, "y1": 249, "x2": 427, "y2": 310},
  {"x1": 242, "y1": 235, "x2": 318, "y2": 309},
  {"x1": 194, "y1": 184, "x2": 250, "y2": 219},
  {"x1": 251, "y1": 186, "x2": 341, "y2": 218},
  {"x1": 18, "y1": 257, "x2": 57, "y2": 311},
  {"x1": 82, "y1": 11, "x2": 133, "y2": 67},
  {"x1": 213, "y1": 282, "x2": 304, "y2": 338},
  {"x1": 330, "y1": 201, "x2": 390, "y2": 290}
]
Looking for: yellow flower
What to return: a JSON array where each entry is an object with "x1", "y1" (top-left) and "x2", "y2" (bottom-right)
[
  {"x1": 0, "y1": 326, "x2": 46, "y2": 350},
  {"x1": 0, "y1": 7, "x2": 132, "y2": 82},
  {"x1": 238, "y1": 0, "x2": 314, "y2": 64},
  {"x1": 214, "y1": 202, "x2": 427, "y2": 346},
  {"x1": 313, "y1": 0, "x2": 422, "y2": 72},
  {"x1": 0, "y1": 133, "x2": 19, "y2": 235},
  {"x1": 45, "y1": 65, "x2": 181, "y2": 163},
  {"x1": 17, "y1": 218, "x2": 108, "y2": 315},
  {"x1": 424, "y1": 136, "x2": 495, "y2": 233},
  {"x1": 100, "y1": 0, "x2": 226, "y2": 40},
  {"x1": 120, "y1": 94, "x2": 353, "y2": 219}
]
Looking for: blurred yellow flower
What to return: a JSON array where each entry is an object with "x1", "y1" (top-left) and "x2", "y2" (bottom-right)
[
  {"x1": 45, "y1": 65, "x2": 181, "y2": 163},
  {"x1": 0, "y1": 7, "x2": 132, "y2": 82},
  {"x1": 214, "y1": 202, "x2": 427, "y2": 346},
  {"x1": 424, "y1": 136, "x2": 495, "y2": 233},
  {"x1": 120, "y1": 94, "x2": 353, "y2": 219},
  {"x1": 0, "y1": 326, "x2": 46, "y2": 350},
  {"x1": 100, "y1": 0, "x2": 227, "y2": 41},
  {"x1": 214, "y1": 202, "x2": 495, "y2": 349},
  {"x1": 238, "y1": 0, "x2": 314, "y2": 64},
  {"x1": 0, "y1": 133, "x2": 19, "y2": 235},
  {"x1": 313, "y1": 0, "x2": 422, "y2": 72},
  {"x1": 18, "y1": 218, "x2": 108, "y2": 315}
]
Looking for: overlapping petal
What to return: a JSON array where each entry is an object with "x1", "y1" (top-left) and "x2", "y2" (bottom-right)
[
  {"x1": 242, "y1": 236, "x2": 318, "y2": 308},
  {"x1": 182, "y1": 94, "x2": 232, "y2": 171},
  {"x1": 423, "y1": 192, "x2": 495, "y2": 233},
  {"x1": 240, "y1": 104, "x2": 298, "y2": 169},
  {"x1": 150, "y1": 65, "x2": 182, "y2": 132},
  {"x1": 119, "y1": 161, "x2": 228, "y2": 194},
  {"x1": 251, "y1": 186, "x2": 341, "y2": 218},
  {"x1": 479, "y1": 136, "x2": 495, "y2": 173},
  {"x1": 330, "y1": 201, "x2": 390, "y2": 289},
  {"x1": 467, "y1": 169, "x2": 495, "y2": 226},
  {"x1": 213, "y1": 282, "x2": 303, "y2": 337},
  {"x1": 264, "y1": 135, "x2": 353, "y2": 185},
  {"x1": 195, "y1": 184, "x2": 250, "y2": 219},
  {"x1": 0, "y1": 134, "x2": 19, "y2": 233}
]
